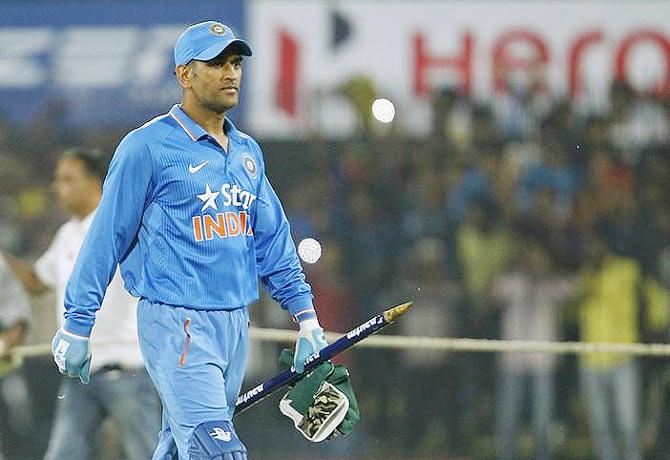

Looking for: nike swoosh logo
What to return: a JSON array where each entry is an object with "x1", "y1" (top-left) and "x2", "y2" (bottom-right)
[{"x1": 188, "y1": 160, "x2": 209, "y2": 174}]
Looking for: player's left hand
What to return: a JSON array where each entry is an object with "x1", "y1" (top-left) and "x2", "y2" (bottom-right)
[
  {"x1": 294, "y1": 318, "x2": 327, "y2": 373},
  {"x1": 51, "y1": 328, "x2": 92, "y2": 384}
]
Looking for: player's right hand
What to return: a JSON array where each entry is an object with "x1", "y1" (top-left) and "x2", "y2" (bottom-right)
[
  {"x1": 294, "y1": 318, "x2": 328, "y2": 373},
  {"x1": 51, "y1": 328, "x2": 92, "y2": 384}
]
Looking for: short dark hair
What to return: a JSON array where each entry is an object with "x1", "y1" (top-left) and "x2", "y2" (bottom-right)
[{"x1": 60, "y1": 147, "x2": 109, "y2": 181}]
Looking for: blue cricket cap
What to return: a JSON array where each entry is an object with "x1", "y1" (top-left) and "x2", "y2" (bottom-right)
[{"x1": 174, "y1": 21, "x2": 252, "y2": 67}]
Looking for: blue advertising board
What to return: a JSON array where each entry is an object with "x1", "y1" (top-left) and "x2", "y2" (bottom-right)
[{"x1": 0, "y1": 0, "x2": 246, "y2": 127}]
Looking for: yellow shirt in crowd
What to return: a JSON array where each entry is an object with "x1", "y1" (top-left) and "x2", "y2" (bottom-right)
[
  {"x1": 457, "y1": 225, "x2": 512, "y2": 309},
  {"x1": 579, "y1": 256, "x2": 669, "y2": 368}
]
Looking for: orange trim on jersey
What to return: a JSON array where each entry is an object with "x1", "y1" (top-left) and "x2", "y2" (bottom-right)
[{"x1": 178, "y1": 318, "x2": 191, "y2": 367}]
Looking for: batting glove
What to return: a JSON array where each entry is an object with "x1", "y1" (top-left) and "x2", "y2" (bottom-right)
[
  {"x1": 294, "y1": 317, "x2": 328, "y2": 373},
  {"x1": 51, "y1": 328, "x2": 92, "y2": 384}
]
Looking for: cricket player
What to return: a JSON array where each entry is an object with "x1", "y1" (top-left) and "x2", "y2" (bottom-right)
[
  {"x1": 51, "y1": 21, "x2": 328, "y2": 460},
  {"x1": 3, "y1": 147, "x2": 160, "y2": 459}
]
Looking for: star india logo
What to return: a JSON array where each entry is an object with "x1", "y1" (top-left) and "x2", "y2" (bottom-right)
[
  {"x1": 210, "y1": 23, "x2": 226, "y2": 36},
  {"x1": 191, "y1": 182, "x2": 256, "y2": 242},
  {"x1": 209, "y1": 427, "x2": 232, "y2": 442}
]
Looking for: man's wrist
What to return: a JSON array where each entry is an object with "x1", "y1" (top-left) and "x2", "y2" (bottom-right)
[
  {"x1": 298, "y1": 318, "x2": 321, "y2": 332},
  {"x1": 294, "y1": 307, "x2": 318, "y2": 323},
  {"x1": 59, "y1": 327, "x2": 90, "y2": 341},
  {"x1": 63, "y1": 318, "x2": 93, "y2": 338},
  {"x1": 286, "y1": 294, "x2": 315, "y2": 318}
]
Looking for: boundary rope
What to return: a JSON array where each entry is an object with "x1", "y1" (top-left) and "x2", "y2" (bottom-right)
[{"x1": 11, "y1": 327, "x2": 670, "y2": 359}]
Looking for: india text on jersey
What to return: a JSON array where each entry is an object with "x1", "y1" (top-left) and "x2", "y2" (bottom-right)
[{"x1": 192, "y1": 182, "x2": 257, "y2": 242}]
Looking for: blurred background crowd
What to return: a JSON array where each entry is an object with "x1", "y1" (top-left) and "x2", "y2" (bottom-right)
[
  {"x1": 1, "y1": 79, "x2": 669, "y2": 460},
  {"x1": 252, "y1": 78, "x2": 670, "y2": 459},
  {"x1": 1, "y1": 1, "x2": 670, "y2": 459}
]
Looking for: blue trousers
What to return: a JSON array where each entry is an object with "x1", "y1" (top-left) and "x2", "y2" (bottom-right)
[
  {"x1": 44, "y1": 367, "x2": 160, "y2": 460},
  {"x1": 137, "y1": 299, "x2": 249, "y2": 460}
]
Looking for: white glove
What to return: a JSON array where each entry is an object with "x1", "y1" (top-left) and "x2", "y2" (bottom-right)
[{"x1": 294, "y1": 318, "x2": 328, "y2": 373}]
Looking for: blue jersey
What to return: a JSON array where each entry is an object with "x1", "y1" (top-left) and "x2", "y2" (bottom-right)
[{"x1": 63, "y1": 105, "x2": 313, "y2": 337}]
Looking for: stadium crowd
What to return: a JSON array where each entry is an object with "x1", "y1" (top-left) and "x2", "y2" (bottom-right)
[{"x1": 0, "y1": 79, "x2": 669, "y2": 459}]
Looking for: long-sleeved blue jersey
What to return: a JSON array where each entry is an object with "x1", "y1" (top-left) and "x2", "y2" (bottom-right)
[{"x1": 63, "y1": 105, "x2": 313, "y2": 337}]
